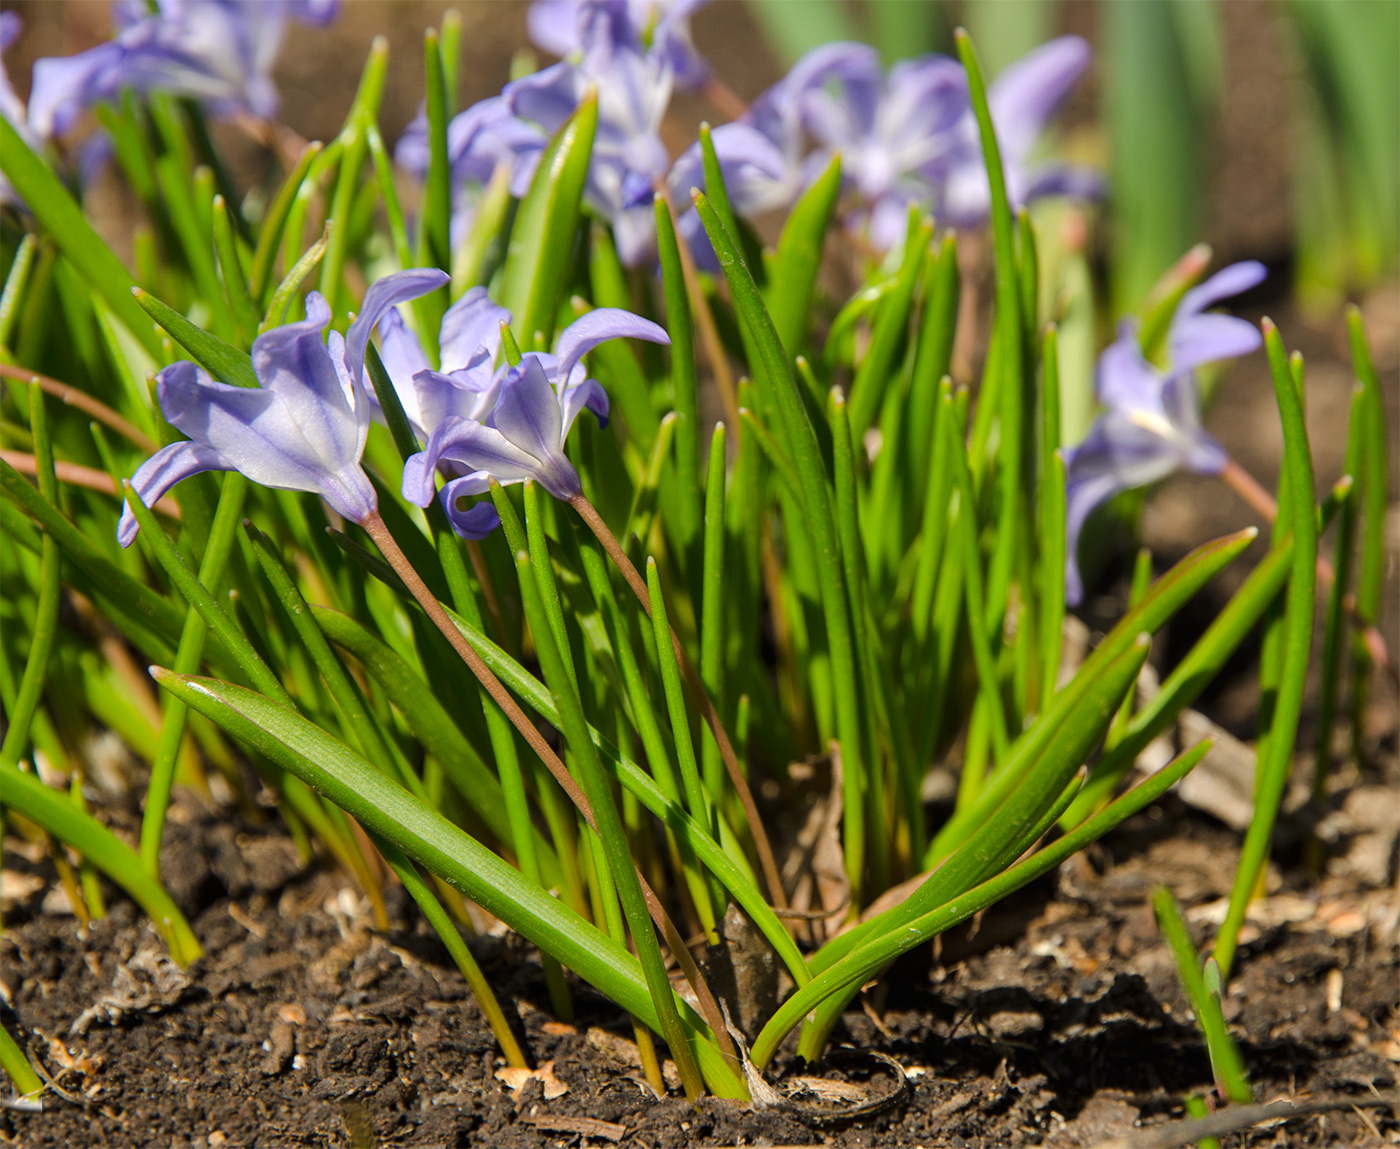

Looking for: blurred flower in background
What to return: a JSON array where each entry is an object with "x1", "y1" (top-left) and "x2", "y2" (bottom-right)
[
  {"x1": 28, "y1": 0, "x2": 339, "y2": 138},
  {"x1": 936, "y1": 35, "x2": 1100, "y2": 227},
  {"x1": 680, "y1": 33, "x2": 1097, "y2": 252},
  {"x1": 1062, "y1": 261, "x2": 1267, "y2": 604},
  {"x1": 529, "y1": 0, "x2": 711, "y2": 90},
  {"x1": 0, "y1": 13, "x2": 39, "y2": 207}
]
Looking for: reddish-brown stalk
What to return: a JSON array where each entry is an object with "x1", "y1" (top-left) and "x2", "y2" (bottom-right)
[
  {"x1": 360, "y1": 510, "x2": 735, "y2": 1064},
  {"x1": 568, "y1": 492, "x2": 788, "y2": 910},
  {"x1": 0, "y1": 364, "x2": 156, "y2": 451}
]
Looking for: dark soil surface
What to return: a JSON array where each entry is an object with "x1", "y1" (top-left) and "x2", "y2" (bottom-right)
[{"x1": 2, "y1": 781, "x2": 1396, "y2": 1149}]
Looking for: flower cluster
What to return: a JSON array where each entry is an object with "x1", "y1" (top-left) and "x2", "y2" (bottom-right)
[
  {"x1": 120, "y1": 271, "x2": 668, "y2": 546},
  {"x1": 394, "y1": 305, "x2": 669, "y2": 537},
  {"x1": 403, "y1": 1, "x2": 1097, "y2": 265},
  {"x1": 119, "y1": 269, "x2": 443, "y2": 546},
  {"x1": 1063, "y1": 261, "x2": 1267, "y2": 603}
]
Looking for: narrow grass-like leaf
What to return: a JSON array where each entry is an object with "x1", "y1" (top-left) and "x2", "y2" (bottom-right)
[
  {"x1": 1214, "y1": 322, "x2": 1316, "y2": 979},
  {"x1": 655, "y1": 195, "x2": 701, "y2": 554},
  {"x1": 1, "y1": 762, "x2": 202, "y2": 965},
  {"x1": 1312, "y1": 391, "x2": 1363, "y2": 809},
  {"x1": 250, "y1": 141, "x2": 324, "y2": 304},
  {"x1": 152, "y1": 670, "x2": 741, "y2": 1095},
  {"x1": 421, "y1": 29, "x2": 453, "y2": 274},
  {"x1": 1345, "y1": 305, "x2": 1389, "y2": 743},
  {"x1": 139, "y1": 473, "x2": 247, "y2": 876},
  {"x1": 133, "y1": 289, "x2": 258, "y2": 389},
  {"x1": 695, "y1": 190, "x2": 867, "y2": 897},
  {"x1": 750, "y1": 740, "x2": 1212, "y2": 1069},
  {"x1": 437, "y1": 600, "x2": 808, "y2": 985},
  {"x1": 948, "y1": 528, "x2": 1257, "y2": 860},
  {"x1": 767, "y1": 154, "x2": 841, "y2": 358},
  {"x1": 515, "y1": 551, "x2": 708, "y2": 1098},
  {"x1": 0, "y1": 1021, "x2": 42, "y2": 1100},
  {"x1": 848, "y1": 216, "x2": 930, "y2": 435},
  {"x1": 1037, "y1": 325, "x2": 1066, "y2": 711},
  {"x1": 211, "y1": 196, "x2": 261, "y2": 344},
  {"x1": 0, "y1": 117, "x2": 161, "y2": 356},
  {"x1": 249, "y1": 524, "x2": 527, "y2": 1067},
  {"x1": 263, "y1": 225, "x2": 329, "y2": 332},
  {"x1": 1, "y1": 459, "x2": 184, "y2": 651},
  {"x1": 906, "y1": 232, "x2": 960, "y2": 495},
  {"x1": 699, "y1": 422, "x2": 727, "y2": 799},
  {"x1": 523, "y1": 482, "x2": 578, "y2": 695},
  {"x1": 646, "y1": 558, "x2": 712, "y2": 842},
  {"x1": 0, "y1": 233, "x2": 38, "y2": 348},
  {"x1": 1153, "y1": 886, "x2": 1252, "y2": 1105},
  {"x1": 816, "y1": 634, "x2": 1151, "y2": 992},
  {"x1": 0, "y1": 388, "x2": 61, "y2": 773},
  {"x1": 500, "y1": 92, "x2": 598, "y2": 347},
  {"x1": 310, "y1": 606, "x2": 526, "y2": 845},
  {"x1": 121, "y1": 483, "x2": 287, "y2": 702},
  {"x1": 957, "y1": 30, "x2": 1027, "y2": 637}
]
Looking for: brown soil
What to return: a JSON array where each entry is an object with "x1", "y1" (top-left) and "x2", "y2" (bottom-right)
[{"x1": 2, "y1": 782, "x2": 1396, "y2": 1149}]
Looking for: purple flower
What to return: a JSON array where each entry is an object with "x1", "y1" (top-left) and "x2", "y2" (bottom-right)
[
  {"x1": 937, "y1": 36, "x2": 1099, "y2": 228},
  {"x1": 393, "y1": 96, "x2": 536, "y2": 250},
  {"x1": 529, "y1": 0, "x2": 710, "y2": 90},
  {"x1": 1063, "y1": 261, "x2": 1267, "y2": 604},
  {"x1": 118, "y1": 269, "x2": 445, "y2": 547},
  {"x1": 1, "y1": 13, "x2": 39, "y2": 207},
  {"x1": 402, "y1": 308, "x2": 669, "y2": 537},
  {"x1": 454, "y1": 0, "x2": 676, "y2": 266},
  {"x1": 373, "y1": 287, "x2": 512, "y2": 442},
  {"x1": 29, "y1": 0, "x2": 338, "y2": 139},
  {"x1": 666, "y1": 66, "x2": 811, "y2": 263},
  {"x1": 790, "y1": 42, "x2": 968, "y2": 250}
]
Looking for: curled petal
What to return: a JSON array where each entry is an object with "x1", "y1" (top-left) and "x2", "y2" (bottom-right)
[
  {"x1": 157, "y1": 360, "x2": 356, "y2": 503},
  {"x1": 527, "y1": 0, "x2": 582, "y2": 58},
  {"x1": 252, "y1": 292, "x2": 360, "y2": 466},
  {"x1": 1096, "y1": 323, "x2": 1163, "y2": 414},
  {"x1": 345, "y1": 268, "x2": 449, "y2": 388},
  {"x1": 505, "y1": 61, "x2": 586, "y2": 135},
  {"x1": 403, "y1": 415, "x2": 546, "y2": 508},
  {"x1": 1063, "y1": 469, "x2": 1125, "y2": 607},
  {"x1": 118, "y1": 439, "x2": 230, "y2": 547},
  {"x1": 492, "y1": 357, "x2": 564, "y2": 459},
  {"x1": 438, "y1": 475, "x2": 504, "y2": 539},
  {"x1": 554, "y1": 307, "x2": 670, "y2": 384},
  {"x1": 376, "y1": 308, "x2": 431, "y2": 392},
  {"x1": 412, "y1": 367, "x2": 500, "y2": 429},
  {"x1": 789, "y1": 41, "x2": 882, "y2": 147},
  {"x1": 560, "y1": 378, "x2": 610, "y2": 439}
]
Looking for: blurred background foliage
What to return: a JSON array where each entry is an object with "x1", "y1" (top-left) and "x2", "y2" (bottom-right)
[
  {"x1": 747, "y1": 0, "x2": 1397, "y2": 315},
  {"x1": 8, "y1": 0, "x2": 1395, "y2": 318}
]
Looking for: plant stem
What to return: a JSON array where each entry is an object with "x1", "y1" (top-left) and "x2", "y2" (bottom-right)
[
  {"x1": 360, "y1": 510, "x2": 735, "y2": 1064},
  {"x1": 0, "y1": 363, "x2": 155, "y2": 450},
  {"x1": 568, "y1": 493, "x2": 787, "y2": 910}
]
